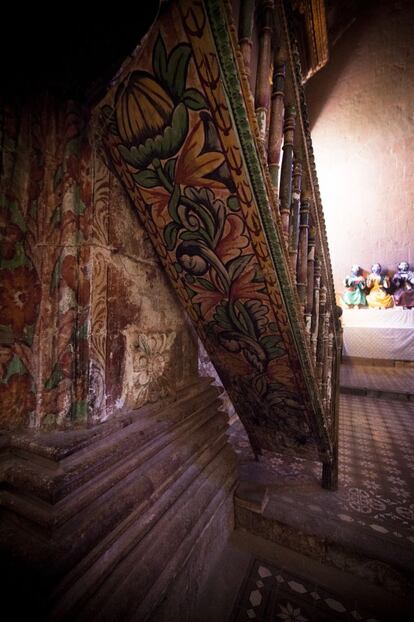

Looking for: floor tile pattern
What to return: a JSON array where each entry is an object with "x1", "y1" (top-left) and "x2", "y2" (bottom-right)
[
  {"x1": 340, "y1": 364, "x2": 414, "y2": 395},
  {"x1": 230, "y1": 390, "x2": 414, "y2": 546},
  {"x1": 230, "y1": 558, "x2": 381, "y2": 621}
]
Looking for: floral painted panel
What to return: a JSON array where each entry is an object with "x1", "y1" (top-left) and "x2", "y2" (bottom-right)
[
  {"x1": 0, "y1": 97, "x2": 92, "y2": 428},
  {"x1": 97, "y1": 0, "x2": 328, "y2": 459}
]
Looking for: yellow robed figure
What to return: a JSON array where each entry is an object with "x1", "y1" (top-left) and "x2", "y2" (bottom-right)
[{"x1": 366, "y1": 263, "x2": 394, "y2": 309}]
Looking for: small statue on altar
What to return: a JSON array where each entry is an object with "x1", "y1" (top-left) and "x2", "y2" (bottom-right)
[
  {"x1": 366, "y1": 263, "x2": 394, "y2": 309},
  {"x1": 392, "y1": 261, "x2": 414, "y2": 309},
  {"x1": 341, "y1": 264, "x2": 367, "y2": 308}
]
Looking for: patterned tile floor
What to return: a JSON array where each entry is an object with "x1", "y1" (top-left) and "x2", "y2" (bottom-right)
[
  {"x1": 231, "y1": 393, "x2": 414, "y2": 547},
  {"x1": 340, "y1": 363, "x2": 414, "y2": 395},
  {"x1": 229, "y1": 364, "x2": 414, "y2": 596},
  {"x1": 230, "y1": 558, "x2": 381, "y2": 622},
  {"x1": 228, "y1": 365, "x2": 414, "y2": 621}
]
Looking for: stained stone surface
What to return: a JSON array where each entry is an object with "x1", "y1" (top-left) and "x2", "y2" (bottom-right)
[
  {"x1": 230, "y1": 558, "x2": 383, "y2": 622},
  {"x1": 232, "y1": 373, "x2": 414, "y2": 593}
]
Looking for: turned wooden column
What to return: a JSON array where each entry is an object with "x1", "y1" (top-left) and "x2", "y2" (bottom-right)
[
  {"x1": 325, "y1": 331, "x2": 334, "y2": 412},
  {"x1": 238, "y1": 0, "x2": 255, "y2": 81},
  {"x1": 289, "y1": 159, "x2": 302, "y2": 279},
  {"x1": 268, "y1": 62, "x2": 286, "y2": 189},
  {"x1": 311, "y1": 258, "x2": 321, "y2": 361},
  {"x1": 297, "y1": 199, "x2": 310, "y2": 315},
  {"x1": 279, "y1": 104, "x2": 296, "y2": 241},
  {"x1": 316, "y1": 283, "x2": 327, "y2": 383},
  {"x1": 255, "y1": 0, "x2": 274, "y2": 142},
  {"x1": 320, "y1": 308, "x2": 331, "y2": 403},
  {"x1": 305, "y1": 228, "x2": 316, "y2": 338}
]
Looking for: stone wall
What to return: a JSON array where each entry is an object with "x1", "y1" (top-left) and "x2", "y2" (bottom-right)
[
  {"x1": 306, "y1": 0, "x2": 414, "y2": 295},
  {"x1": 0, "y1": 96, "x2": 236, "y2": 620},
  {"x1": 0, "y1": 96, "x2": 198, "y2": 429}
]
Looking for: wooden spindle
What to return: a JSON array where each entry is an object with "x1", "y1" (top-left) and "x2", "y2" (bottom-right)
[
  {"x1": 279, "y1": 104, "x2": 296, "y2": 241},
  {"x1": 316, "y1": 283, "x2": 327, "y2": 387},
  {"x1": 289, "y1": 159, "x2": 302, "y2": 278},
  {"x1": 320, "y1": 309, "x2": 331, "y2": 406},
  {"x1": 255, "y1": 0, "x2": 274, "y2": 141},
  {"x1": 268, "y1": 62, "x2": 286, "y2": 189},
  {"x1": 311, "y1": 258, "x2": 321, "y2": 361},
  {"x1": 305, "y1": 227, "x2": 316, "y2": 337},
  {"x1": 297, "y1": 199, "x2": 310, "y2": 315},
  {"x1": 325, "y1": 331, "x2": 334, "y2": 413},
  {"x1": 238, "y1": 0, "x2": 256, "y2": 81}
]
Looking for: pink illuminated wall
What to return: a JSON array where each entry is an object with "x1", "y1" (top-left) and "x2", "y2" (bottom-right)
[{"x1": 306, "y1": 0, "x2": 414, "y2": 295}]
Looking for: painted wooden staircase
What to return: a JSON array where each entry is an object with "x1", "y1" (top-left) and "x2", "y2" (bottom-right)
[{"x1": 96, "y1": 0, "x2": 342, "y2": 488}]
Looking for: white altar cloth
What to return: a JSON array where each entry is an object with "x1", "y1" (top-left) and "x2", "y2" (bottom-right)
[{"x1": 341, "y1": 307, "x2": 414, "y2": 360}]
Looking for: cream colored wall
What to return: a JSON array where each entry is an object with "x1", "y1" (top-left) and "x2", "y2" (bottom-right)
[{"x1": 306, "y1": 0, "x2": 414, "y2": 296}]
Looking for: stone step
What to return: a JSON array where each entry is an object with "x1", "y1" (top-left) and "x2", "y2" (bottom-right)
[
  {"x1": 234, "y1": 483, "x2": 414, "y2": 601},
  {"x1": 215, "y1": 530, "x2": 414, "y2": 622}
]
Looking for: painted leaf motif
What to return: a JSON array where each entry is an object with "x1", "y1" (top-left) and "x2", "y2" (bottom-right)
[
  {"x1": 133, "y1": 169, "x2": 160, "y2": 188},
  {"x1": 168, "y1": 184, "x2": 181, "y2": 223},
  {"x1": 4, "y1": 355, "x2": 28, "y2": 383},
  {"x1": 164, "y1": 222, "x2": 179, "y2": 250},
  {"x1": 153, "y1": 34, "x2": 168, "y2": 84},
  {"x1": 227, "y1": 254, "x2": 253, "y2": 282},
  {"x1": 260, "y1": 335, "x2": 285, "y2": 360},
  {"x1": 182, "y1": 88, "x2": 207, "y2": 110},
  {"x1": 166, "y1": 43, "x2": 191, "y2": 100},
  {"x1": 196, "y1": 277, "x2": 217, "y2": 292},
  {"x1": 50, "y1": 256, "x2": 62, "y2": 293},
  {"x1": 165, "y1": 157, "x2": 177, "y2": 184},
  {"x1": 44, "y1": 362, "x2": 64, "y2": 391}
]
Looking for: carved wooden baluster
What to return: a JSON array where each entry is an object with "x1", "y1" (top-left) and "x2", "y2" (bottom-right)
[
  {"x1": 297, "y1": 199, "x2": 310, "y2": 316},
  {"x1": 305, "y1": 226, "x2": 316, "y2": 338},
  {"x1": 279, "y1": 104, "x2": 296, "y2": 241},
  {"x1": 316, "y1": 283, "x2": 327, "y2": 388},
  {"x1": 325, "y1": 330, "x2": 334, "y2": 412},
  {"x1": 268, "y1": 62, "x2": 286, "y2": 190},
  {"x1": 289, "y1": 159, "x2": 302, "y2": 278},
  {"x1": 320, "y1": 309, "x2": 331, "y2": 406},
  {"x1": 311, "y1": 258, "x2": 321, "y2": 361},
  {"x1": 238, "y1": 0, "x2": 256, "y2": 81},
  {"x1": 255, "y1": 0, "x2": 274, "y2": 142}
]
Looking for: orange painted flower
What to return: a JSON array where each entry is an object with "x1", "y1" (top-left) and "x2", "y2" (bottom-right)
[
  {"x1": 175, "y1": 117, "x2": 226, "y2": 189},
  {"x1": 230, "y1": 265, "x2": 267, "y2": 302},
  {"x1": 0, "y1": 267, "x2": 41, "y2": 338},
  {"x1": 215, "y1": 214, "x2": 250, "y2": 263},
  {"x1": 266, "y1": 356, "x2": 295, "y2": 387},
  {"x1": 191, "y1": 262, "x2": 267, "y2": 321}
]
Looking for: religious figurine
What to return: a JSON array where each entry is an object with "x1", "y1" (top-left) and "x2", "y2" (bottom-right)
[
  {"x1": 366, "y1": 263, "x2": 394, "y2": 309},
  {"x1": 341, "y1": 265, "x2": 367, "y2": 308},
  {"x1": 392, "y1": 261, "x2": 414, "y2": 309}
]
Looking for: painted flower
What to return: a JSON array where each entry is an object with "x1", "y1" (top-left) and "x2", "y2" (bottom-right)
[
  {"x1": 215, "y1": 214, "x2": 250, "y2": 264},
  {"x1": 0, "y1": 372, "x2": 35, "y2": 428},
  {"x1": 0, "y1": 223, "x2": 24, "y2": 260},
  {"x1": 266, "y1": 356, "x2": 295, "y2": 387},
  {"x1": 0, "y1": 267, "x2": 41, "y2": 338},
  {"x1": 132, "y1": 333, "x2": 175, "y2": 406},
  {"x1": 191, "y1": 263, "x2": 266, "y2": 321},
  {"x1": 277, "y1": 602, "x2": 307, "y2": 622},
  {"x1": 174, "y1": 117, "x2": 226, "y2": 189},
  {"x1": 138, "y1": 117, "x2": 226, "y2": 224},
  {"x1": 116, "y1": 71, "x2": 189, "y2": 169}
]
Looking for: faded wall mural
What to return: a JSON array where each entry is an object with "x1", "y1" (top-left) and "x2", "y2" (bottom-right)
[{"x1": 0, "y1": 96, "x2": 197, "y2": 429}]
